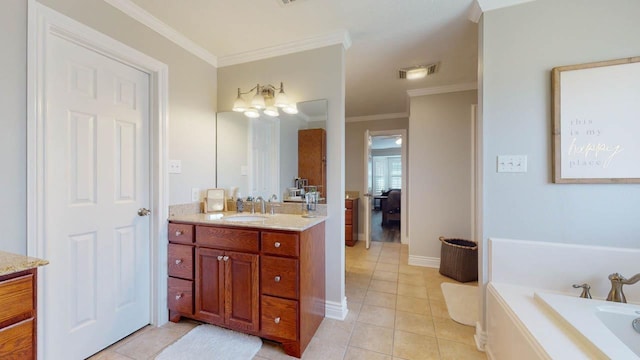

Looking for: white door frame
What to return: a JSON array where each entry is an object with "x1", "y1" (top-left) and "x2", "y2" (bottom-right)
[
  {"x1": 366, "y1": 129, "x2": 409, "y2": 244},
  {"x1": 27, "y1": 2, "x2": 169, "y2": 357}
]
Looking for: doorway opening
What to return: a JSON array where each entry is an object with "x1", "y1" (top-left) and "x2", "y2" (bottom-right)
[{"x1": 364, "y1": 129, "x2": 407, "y2": 246}]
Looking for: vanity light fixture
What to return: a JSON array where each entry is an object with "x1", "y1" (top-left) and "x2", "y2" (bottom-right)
[{"x1": 232, "y1": 82, "x2": 296, "y2": 118}]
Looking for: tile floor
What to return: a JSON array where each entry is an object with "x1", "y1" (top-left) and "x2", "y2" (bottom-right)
[{"x1": 90, "y1": 241, "x2": 486, "y2": 360}]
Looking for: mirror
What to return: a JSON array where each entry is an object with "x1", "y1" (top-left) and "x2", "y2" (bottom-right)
[{"x1": 216, "y1": 99, "x2": 328, "y2": 203}]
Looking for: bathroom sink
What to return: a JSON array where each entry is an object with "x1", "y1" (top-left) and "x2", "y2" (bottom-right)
[{"x1": 222, "y1": 215, "x2": 268, "y2": 222}]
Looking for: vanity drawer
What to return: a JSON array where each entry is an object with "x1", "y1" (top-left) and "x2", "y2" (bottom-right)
[
  {"x1": 261, "y1": 256, "x2": 298, "y2": 299},
  {"x1": 168, "y1": 277, "x2": 193, "y2": 315},
  {"x1": 261, "y1": 232, "x2": 299, "y2": 257},
  {"x1": 0, "y1": 318, "x2": 34, "y2": 359},
  {"x1": 0, "y1": 274, "x2": 34, "y2": 325},
  {"x1": 168, "y1": 244, "x2": 194, "y2": 280},
  {"x1": 345, "y1": 199, "x2": 354, "y2": 209},
  {"x1": 261, "y1": 295, "x2": 298, "y2": 341},
  {"x1": 197, "y1": 226, "x2": 259, "y2": 253},
  {"x1": 345, "y1": 209, "x2": 353, "y2": 225},
  {"x1": 169, "y1": 223, "x2": 194, "y2": 244}
]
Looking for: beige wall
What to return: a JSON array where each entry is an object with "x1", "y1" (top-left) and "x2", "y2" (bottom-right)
[
  {"x1": 408, "y1": 90, "x2": 476, "y2": 260},
  {"x1": 479, "y1": 0, "x2": 640, "y2": 331},
  {"x1": 345, "y1": 118, "x2": 408, "y2": 237},
  {"x1": 0, "y1": 0, "x2": 28, "y2": 254},
  {"x1": 218, "y1": 46, "x2": 347, "y2": 310},
  {"x1": 38, "y1": 0, "x2": 218, "y2": 206},
  {"x1": 0, "y1": 0, "x2": 217, "y2": 254}
]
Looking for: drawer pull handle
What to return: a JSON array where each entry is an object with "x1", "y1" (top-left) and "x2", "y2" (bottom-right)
[
  {"x1": 175, "y1": 293, "x2": 183, "y2": 300},
  {"x1": 223, "y1": 256, "x2": 229, "y2": 262},
  {"x1": 274, "y1": 242, "x2": 281, "y2": 248},
  {"x1": 175, "y1": 230, "x2": 183, "y2": 236},
  {"x1": 274, "y1": 275, "x2": 281, "y2": 283},
  {"x1": 217, "y1": 255, "x2": 223, "y2": 261},
  {"x1": 175, "y1": 259, "x2": 182, "y2": 265},
  {"x1": 274, "y1": 317, "x2": 281, "y2": 324}
]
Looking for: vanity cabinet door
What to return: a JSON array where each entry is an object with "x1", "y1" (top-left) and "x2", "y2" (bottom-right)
[
  {"x1": 195, "y1": 248, "x2": 225, "y2": 326},
  {"x1": 224, "y1": 251, "x2": 259, "y2": 332}
]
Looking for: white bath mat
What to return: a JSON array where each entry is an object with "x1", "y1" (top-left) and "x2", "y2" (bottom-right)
[
  {"x1": 441, "y1": 282, "x2": 478, "y2": 327},
  {"x1": 155, "y1": 324, "x2": 262, "y2": 360}
]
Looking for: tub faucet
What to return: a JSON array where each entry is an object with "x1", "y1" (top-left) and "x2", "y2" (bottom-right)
[
  {"x1": 253, "y1": 196, "x2": 266, "y2": 214},
  {"x1": 606, "y1": 272, "x2": 640, "y2": 303}
]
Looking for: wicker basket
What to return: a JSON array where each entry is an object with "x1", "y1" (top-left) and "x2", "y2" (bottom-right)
[{"x1": 439, "y1": 236, "x2": 478, "y2": 282}]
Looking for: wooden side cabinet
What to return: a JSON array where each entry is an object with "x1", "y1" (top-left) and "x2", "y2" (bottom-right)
[
  {"x1": 0, "y1": 269, "x2": 37, "y2": 360},
  {"x1": 298, "y1": 128, "x2": 326, "y2": 199},
  {"x1": 345, "y1": 198, "x2": 359, "y2": 246}
]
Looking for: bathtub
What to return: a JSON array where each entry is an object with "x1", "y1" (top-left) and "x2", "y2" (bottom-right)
[
  {"x1": 535, "y1": 292, "x2": 640, "y2": 359},
  {"x1": 486, "y1": 282, "x2": 640, "y2": 359}
]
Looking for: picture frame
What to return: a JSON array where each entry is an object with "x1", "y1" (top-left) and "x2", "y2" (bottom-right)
[{"x1": 552, "y1": 56, "x2": 640, "y2": 183}]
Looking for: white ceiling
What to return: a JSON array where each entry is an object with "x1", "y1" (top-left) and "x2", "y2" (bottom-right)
[{"x1": 125, "y1": 0, "x2": 480, "y2": 117}]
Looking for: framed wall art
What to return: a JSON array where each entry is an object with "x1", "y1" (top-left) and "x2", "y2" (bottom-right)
[{"x1": 552, "y1": 56, "x2": 640, "y2": 183}]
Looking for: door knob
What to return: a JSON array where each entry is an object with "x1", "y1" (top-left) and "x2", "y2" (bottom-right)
[
  {"x1": 274, "y1": 276, "x2": 281, "y2": 283},
  {"x1": 138, "y1": 208, "x2": 151, "y2": 216}
]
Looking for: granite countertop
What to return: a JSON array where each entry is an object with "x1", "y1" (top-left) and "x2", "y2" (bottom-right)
[
  {"x1": 0, "y1": 251, "x2": 49, "y2": 277},
  {"x1": 169, "y1": 212, "x2": 326, "y2": 231}
]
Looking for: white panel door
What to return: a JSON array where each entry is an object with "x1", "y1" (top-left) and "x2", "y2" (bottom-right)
[{"x1": 44, "y1": 33, "x2": 151, "y2": 359}]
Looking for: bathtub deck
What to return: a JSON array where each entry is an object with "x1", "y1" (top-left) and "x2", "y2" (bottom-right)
[{"x1": 487, "y1": 282, "x2": 605, "y2": 359}]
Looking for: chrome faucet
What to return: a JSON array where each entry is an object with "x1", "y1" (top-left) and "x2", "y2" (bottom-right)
[
  {"x1": 253, "y1": 196, "x2": 266, "y2": 214},
  {"x1": 606, "y1": 272, "x2": 640, "y2": 303}
]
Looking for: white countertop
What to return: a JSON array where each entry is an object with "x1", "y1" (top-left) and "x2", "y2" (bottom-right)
[{"x1": 169, "y1": 212, "x2": 326, "y2": 231}]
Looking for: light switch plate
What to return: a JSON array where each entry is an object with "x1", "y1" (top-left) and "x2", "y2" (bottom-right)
[
  {"x1": 169, "y1": 160, "x2": 182, "y2": 174},
  {"x1": 191, "y1": 188, "x2": 200, "y2": 202},
  {"x1": 497, "y1": 155, "x2": 527, "y2": 173}
]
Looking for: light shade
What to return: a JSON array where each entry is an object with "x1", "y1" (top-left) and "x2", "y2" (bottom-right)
[
  {"x1": 232, "y1": 88, "x2": 247, "y2": 112},
  {"x1": 244, "y1": 108, "x2": 260, "y2": 118},
  {"x1": 274, "y1": 82, "x2": 289, "y2": 108},
  {"x1": 251, "y1": 93, "x2": 266, "y2": 109}
]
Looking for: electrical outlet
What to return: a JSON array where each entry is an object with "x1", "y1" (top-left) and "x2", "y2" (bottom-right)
[
  {"x1": 497, "y1": 155, "x2": 527, "y2": 173},
  {"x1": 191, "y1": 188, "x2": 200, "y2": 202},
  {"x1": 169, "y1": 160, "x2": 182, "y2": 174}
]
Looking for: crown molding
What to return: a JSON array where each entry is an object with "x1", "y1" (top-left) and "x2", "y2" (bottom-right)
[
  {"x1": 407, "y1": 82, "x2": 477, "y2": 97},
  {"x1": 218, "y1": 29, "x2": 352, "y2": 67},
  {"x1": 103, "y1": 0, "x2": 218, "y2": 67},
  {"x1": 469, "y1": 0, "x2": 538, "y2": 23},
  {"x1": 345, "y1": 112, "x2": 409, "y2": 123}
]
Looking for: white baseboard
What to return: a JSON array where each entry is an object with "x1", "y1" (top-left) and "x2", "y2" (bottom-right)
[
  {"x1": 357, "y1": 233, "x2": 364, "y2": 241},
  {"x1": 408, "y1": 255, "x2": 440, "y2": 268},
  {"x1": 475, "y1": 321, "x2": 487, "y2": 351},
  {"x1": 325, "y1": 297, "x2": 348, "y2": 320}
]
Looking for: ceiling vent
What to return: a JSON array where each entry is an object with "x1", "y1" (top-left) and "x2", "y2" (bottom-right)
[
  {"x1": 399, "y1": 63, "x2": 439, "y2": 79},
  {"x1": 276, "y1": 0, "x2": 303, "y2": 7}
]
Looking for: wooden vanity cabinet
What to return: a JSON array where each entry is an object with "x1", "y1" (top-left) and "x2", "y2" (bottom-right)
[
  {"x1": 0, "y1": 269, "x2": 37, "y2": 360},
  {"x1": 345, "y1": 198, "x2": 359, "y2": 246},
  {"x1": 194, "y1": 247, "x2": 259, "y2": 332},
  {"x1": 167, "y1": 221, "x2": 325, "y2": 358}
]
